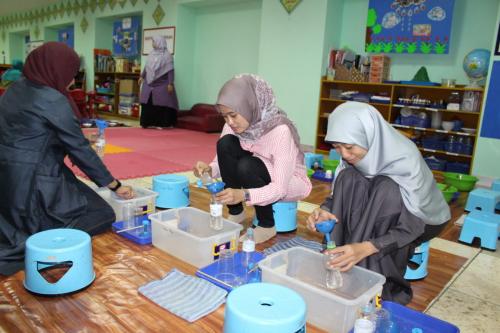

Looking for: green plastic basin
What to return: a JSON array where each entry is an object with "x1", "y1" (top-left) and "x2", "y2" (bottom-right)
[
  {"x1": 442, "y1": 172, "x2": 478, "y2": 192},
  {"x1": 323, "y1": 159, "x2": 340, "y2": 172},
  {"x1": 307, "y1": 168, "x2": 314, "y2": 177},
  {"x1": 436, "y1": 183, "x2": 458, "y2": 203}
]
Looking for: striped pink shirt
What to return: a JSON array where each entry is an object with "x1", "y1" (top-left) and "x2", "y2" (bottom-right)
[{"x1": 210, "y1": 124, "x2": 312, "y2": 206}]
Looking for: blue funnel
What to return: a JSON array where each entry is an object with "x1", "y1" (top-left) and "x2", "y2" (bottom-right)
[
  {"x1": 316, "y1": 219, "x2": 336, "y2": 243},
  {"x1": 95, "y1": 119, "x2": 108, "y2": 136},
  {"x1": 206, "y1": 181, "x2": 225, "y2": 194}
]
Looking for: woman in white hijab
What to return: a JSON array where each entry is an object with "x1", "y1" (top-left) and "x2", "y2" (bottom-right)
[
  {"x1": 139, "y1": 35, "x2": 178, "y2": 128},
  {"x1": 306, "y1": 101, "x2": 450, "y2": 304}
]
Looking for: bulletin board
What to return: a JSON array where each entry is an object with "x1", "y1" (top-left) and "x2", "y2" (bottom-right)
[
  {"x1": 58, "y1": 27, "x2": 74, "y2": 49},
  {"x1": 365, "y1": 0, "x2": 455, "y2": 54},
  {"x1": 113, "y1": 17, "x2": 141, "y2": 57},
  {"x1": 480, "y1": 61, "x2": 500, "y2": 139}
]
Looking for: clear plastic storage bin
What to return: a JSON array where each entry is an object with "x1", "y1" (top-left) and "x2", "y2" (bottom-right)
[
  {"x1": 258, "y1": 247, "x2": 386, "y2": 333},
  {"x1": 93, "y1": 186, "x2": 158, "y2": 221},
  {"x1": 150, "y1": 207, "x2": 243, "y2": 268}
]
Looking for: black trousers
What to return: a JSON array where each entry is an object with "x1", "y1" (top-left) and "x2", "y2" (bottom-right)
[
  {"x1": 140, "y1": 94, "x2": 177, "y2": 128},
  {"x1": 217, "y1": 135, "x2": 275, "y2": 228}
]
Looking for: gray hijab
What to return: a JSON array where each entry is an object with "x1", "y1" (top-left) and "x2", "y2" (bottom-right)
[
  {"x1": 144, "y1": 35, "x2": 173, "y2": 84},
  {"x1": 326, "y1": 101, "x2": 450, "y2": 225},
  {"x1": 217, "y1": 74, "x2": 304, "y2": 159}
]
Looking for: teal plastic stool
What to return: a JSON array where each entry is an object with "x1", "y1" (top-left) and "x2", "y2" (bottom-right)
[
  {"x1": 24, "y1": 229, "x2": 95, "y2": 295},
  {"x1": 224, "y1": 282, "x2": 306, "y2": 333},
  {"x1": 459, "y1": 210, "x2": 500, "y2": 250},
  {"x1": 253, "y1": 201, "x2": 298, "y2": 232},
  {"x1": 304, "y1": 152, "x2": 323, "y2": 169},
  {"x1": 153, "y1": 174, "x2": 190, "y2": 208},
  {"x1": 493, "y1": 179, "x2": 500, "y2": 191},
  {"x1": 404, "y1": 241, "x2": 430, "y2": 280},
  {"x1": 464, "y1": 188, "x2": 500, "y2": 213}
]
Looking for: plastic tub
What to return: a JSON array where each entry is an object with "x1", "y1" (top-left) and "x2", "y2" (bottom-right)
[
  {"x1": 437, "y1": 183, "x2": 458, "y2": 203},
  {"x1": 94, "y1": 186, "x2": 158, "y2": 221},
  {"x1": 323, "y1": 159, "x2": 340, "y2": 172},
  {"x1": 443, "y1": 172, "x2": 478, "y2": 192},
  {"x1": 150, "y1": 207, "x2": 243, "y2": 268},
  {"x1": 258, "y1": 247, "x2": 385, "y2": 333}
]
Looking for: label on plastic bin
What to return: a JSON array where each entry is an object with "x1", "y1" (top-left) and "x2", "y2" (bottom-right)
[{"x1": 210, "y1": 203, "x2": 222, "y2": 217}]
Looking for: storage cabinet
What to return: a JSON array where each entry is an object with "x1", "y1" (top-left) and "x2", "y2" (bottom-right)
[
  {"x1": 94, "y1": 71, "x2": 140, "y2": 120},
  {"x1": 315, "y1": 78, "x2": 484, "y2": 174}
]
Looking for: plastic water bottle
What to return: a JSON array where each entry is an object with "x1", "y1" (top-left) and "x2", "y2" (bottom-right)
[
  {"x1": 209, "y1": 195, "x2": 223, "y2": 230},
  {"x1": 324, "y1": 240, "x2": 343, "y2": 289},
  {"x1": 354, "y1": 301, "x2": 376, "y2": 333},
  {"x1": 242, "y1": 228, "x2": 256, "y2": 282},
  {"x1": 200, "y1": 171, "x2": 213, "y2": 186},
  {"x1": 95, "y1": 119, "x2": 108, "y2": 159}
]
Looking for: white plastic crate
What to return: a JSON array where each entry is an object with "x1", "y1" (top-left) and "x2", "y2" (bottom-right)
[
  {"x1": 150, "y1": 207, "x2": 243, "y2": 268},
  {"x1": 258, "y1": 247, "x2": 386, "y2": 333},
  {"x1": 93, "y1": 186, "x2": 158, "y2": 221}
]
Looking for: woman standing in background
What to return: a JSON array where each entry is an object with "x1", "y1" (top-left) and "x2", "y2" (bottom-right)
[{"x1": 139, "y1": 35, "x2": 179, "y2": 129}]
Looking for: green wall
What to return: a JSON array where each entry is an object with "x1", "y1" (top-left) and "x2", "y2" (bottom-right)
[
  {"x1": 337, "y1": 0, "x2": 499, "y2": 84},
  {"x1": 472, "y1": 5, "x2": 500, "y2": 178}
]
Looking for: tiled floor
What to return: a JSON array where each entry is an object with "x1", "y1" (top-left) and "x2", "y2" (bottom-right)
[{"x1": 82, "y1": 171, "x2": 500, "y2": 332}]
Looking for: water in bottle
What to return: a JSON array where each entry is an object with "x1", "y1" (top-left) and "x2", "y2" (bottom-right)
[
  {"x1": 209, "y1": 195, "x2": 223, "y2": 230},
  {"x1": 324, "y1": 240, "x2": 343, "y2": 289},
  {"x1": 241, "y1": 228, "x2": 257, "y2": 283}
]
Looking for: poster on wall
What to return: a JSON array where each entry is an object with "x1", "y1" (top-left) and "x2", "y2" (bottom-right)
[
  {"x1": 142, "y1": 27, "x2": 175, "y2": 55},
  {"x1": 25, "y1": 40, "x2": 44, "y2": 58},
  {"x1": 365, "y1": 0, "x2": 455, "y2": 54},
  {"x1": 58, "y1": 27, "x2": 74, "y2": 49},
  {"x1": 113, "y1": 17, "x2": 141, "y2": 57},
  {"x1": 480, "y1": 61, "x2": 500, "y2": 139}
]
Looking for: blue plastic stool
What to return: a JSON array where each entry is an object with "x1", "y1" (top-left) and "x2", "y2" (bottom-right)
[
  {"x1": 464, "y1": 188, "x2": 500, "y2": 213},
  {"x1": 304, "y1": 152, "x2": 323, "y2": 169},
  {"x1": 224, "y1": 282, "x2": 306, "y2": 333},
  {"x1": 24, "y1": 229, "x2": 95, "y2": 295},
  {"x1": 253, "y1": 201, "x2": 298, "y2": 232},
  {"x1": 404, "y1": 241, "x2": 430, "y2": 280},
  {"x1": 153, "y1": 174, "x2": 190, "y2": 208},
  {"x1": 459, "y1": 210, "x2": 500, "y2": 250},
  {"x1": 328, "y1": 149, "x2": 341, "y2": 161}
]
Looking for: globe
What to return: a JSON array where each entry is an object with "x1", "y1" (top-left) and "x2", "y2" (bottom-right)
[{"x1": 463, "y1": 49, "x2": 491, "y2": 87}]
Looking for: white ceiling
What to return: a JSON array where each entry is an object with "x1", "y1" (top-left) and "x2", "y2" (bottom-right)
[{"x1": 0, "y1": 0, "x2": 59, "y2": 16}]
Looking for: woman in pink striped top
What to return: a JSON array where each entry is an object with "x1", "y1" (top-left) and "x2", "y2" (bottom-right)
[{"x1": 194, "y1": 74, "x2": 311, "y2": 243}]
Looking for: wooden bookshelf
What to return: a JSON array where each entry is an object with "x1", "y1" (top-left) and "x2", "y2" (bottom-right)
[{"x1": 94, "y1": 71, "x2": 140, "y2": 120}]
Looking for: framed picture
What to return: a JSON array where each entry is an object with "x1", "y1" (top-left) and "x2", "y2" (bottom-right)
[
  {"x1": 142, "y1": 26, "x2": 175, "y2": 55},
  {"x1": 495, "y1": 25, "x2": 500, "y2": 56}
]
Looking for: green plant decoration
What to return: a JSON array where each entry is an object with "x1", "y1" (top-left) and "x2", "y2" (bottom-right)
[
  {"x1": 406, "y1": 42, "x2": 417, "y2": 54},
  {"x1": 374, "y1": 42, "x2": 384, "y2": 53},
  {"x1": 434, "y1": 42, "x2": 447, "y2": 54},
  {"x1": 395, "y1": 42, "x2": 406, "y2": 53},
  {"x1": 383, "y1": 42, "x2": 394, "y2": 53},
  {"x1": 420, "y1": 42, "x2": 432, "y2": 54},
  {"x1": 367, "y1": 8, "x2": 377, "y2": 27},
  {"x1": 372, "y1": 24, "x2": 382, "y2": 35},
  {"x1": 366, "y1": 43, "x2": 376, "y2": 53}
]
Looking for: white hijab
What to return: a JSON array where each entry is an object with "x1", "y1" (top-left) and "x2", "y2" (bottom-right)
[
  {"x1": 144, "y1": 35, "x2": 173, "y2": 84},
  {"x1": 326, "y1": 101, "x2": 450, "y2": 225}
]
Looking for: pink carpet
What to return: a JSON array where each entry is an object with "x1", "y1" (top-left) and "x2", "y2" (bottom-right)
[{"x1": 70, "y1": 128, "x2": 219, "y2": 179}]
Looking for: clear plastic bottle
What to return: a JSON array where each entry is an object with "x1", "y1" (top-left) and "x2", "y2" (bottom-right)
[
  {"x1": 324, "y1": 240, "x2": 343, "y2": 289},
  {"x1": 209, "y1": 195, "x2": 223, "y2": 230},
  {"x1": 94, "y1": 120, "x2": 108, "y2": 159},
  {"x1": 355, "y1": 301, "x2": 376, "y2": 333},
  {"x1": 242, "y1": 228, "x2": 256, "y2": 282},
  {"x1": 122, "y1": 202, "x2": 135, "y2": 228}
]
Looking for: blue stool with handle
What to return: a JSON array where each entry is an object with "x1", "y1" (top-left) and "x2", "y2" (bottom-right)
[
  {"x1": 304, "y1": 152, "x2": 323, "y2": 169},
  {"x1": 464, "y1": 188, "x2": 500, "y2": 213},
  {"x1": 253, "y1": 201, "x2": 298, "y2": 232},
  {"x1": 224, "y1": 282, "x2": 306, "y2": 333},
  {"x1": 404, "y1": 241, "x2": 430, "y2": 280},
  {"x1": 459, "y1": 210, "x2": 500, "y2": 250},
  {"x1": 153, "y1": 174, "x2": 190, "y2": 208},
  {"x1": 492, "y1": 179, "x2": 500, "y2": 209},
  {"x1": 24, "y1": 229, "x2": 95, "y2": 295}
]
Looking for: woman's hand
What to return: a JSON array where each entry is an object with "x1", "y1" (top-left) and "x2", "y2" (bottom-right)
[
  {"x1": 215, "y1": 188, "x2": 245, "y2": 205},
  {"x1": 193, "y1": 161, "x2": 212, "y2": 178},
  {"x1": 325, "y1": 241, "x2": 378, "y2": 272},
  {"x1": 115, "y1": 185, "x2": 134, "y2": 199},
  {"x1": 306, "y1": 208, "x2": 337, "y2": 232},
  {"x1": 167, "y1": 84, "x2": 174, "y2": 94}
]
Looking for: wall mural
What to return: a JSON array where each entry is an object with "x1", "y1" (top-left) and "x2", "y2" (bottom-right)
[{"x1": 366, "y1": 0, "x2": 455, "y2": 54}]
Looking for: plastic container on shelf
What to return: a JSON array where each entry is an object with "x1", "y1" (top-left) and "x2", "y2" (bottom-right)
[
  {"x1": 150, "y1": 207, "x2": 243, "y2": 268},
  {"x1": 424, "y1": 156, "x2": 447, "y2": 171},
  {"x1": 422, "y1": 137, "x2": 445, "y2": 150},
  {"x1": 93, "y1": 186, "x2": 158, "y2": 221},
  {"x1": 445, "y1": 162, "x2": 470, "y2": 174},
  {"x1": 259, "y1": 247, "x2": 385, "y2": 333}
]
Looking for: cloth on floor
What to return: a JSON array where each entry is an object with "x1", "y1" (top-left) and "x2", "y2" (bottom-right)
[
  {"x1": 138, "y1": 269, "x2": 227, "y2": 322},
  {"x1": 263, "y1": 236, "x2": 323, "y2": 256}
]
